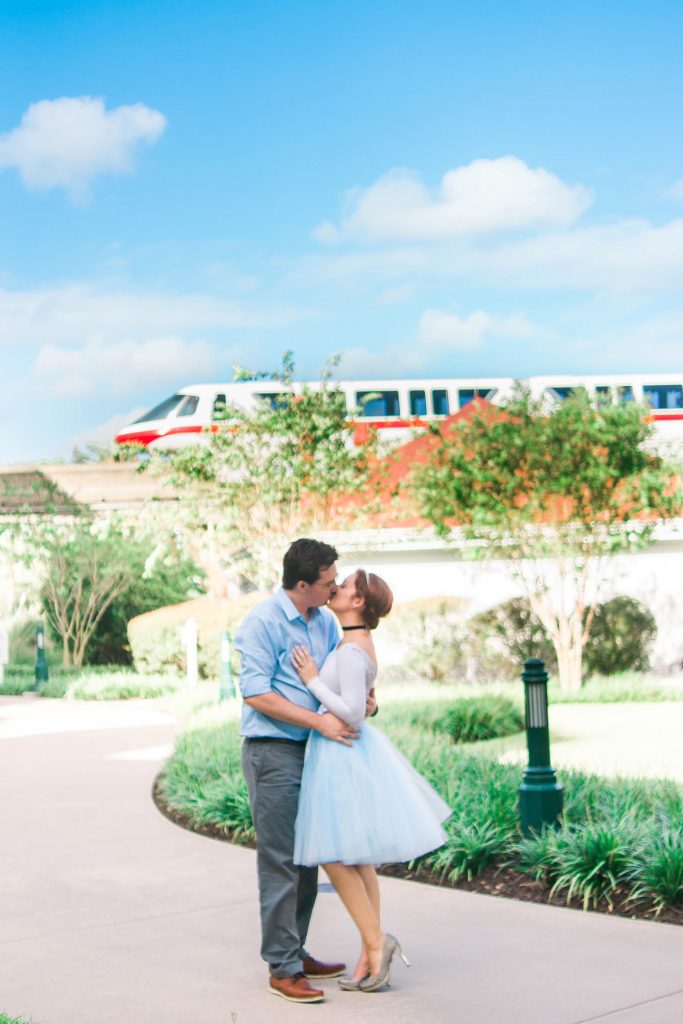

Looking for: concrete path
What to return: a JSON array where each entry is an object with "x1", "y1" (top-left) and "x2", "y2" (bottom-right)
[{"x1": 0, "y1": 694, "x2": 681, "y2": 1024}]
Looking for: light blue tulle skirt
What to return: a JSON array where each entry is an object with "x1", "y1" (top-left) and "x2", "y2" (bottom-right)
[{"x1": 294, "y1": 722, "x2": 452, "y2": 867}]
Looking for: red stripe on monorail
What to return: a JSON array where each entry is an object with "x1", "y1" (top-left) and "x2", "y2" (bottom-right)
[{"x1": 651, "y1": 413, "x2": 683, "y2": 421}]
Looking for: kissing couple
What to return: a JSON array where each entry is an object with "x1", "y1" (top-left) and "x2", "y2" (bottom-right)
[{"x1": 235, "y1": 538, "x2": 451, "y2": 1003}]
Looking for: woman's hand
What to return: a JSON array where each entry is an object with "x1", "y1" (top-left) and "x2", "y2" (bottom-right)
[{"x1": 291, "y1": 646, "x2": 318, "y2": 685}]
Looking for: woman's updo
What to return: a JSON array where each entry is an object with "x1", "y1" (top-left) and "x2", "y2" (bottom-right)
[{"x1": 354, "y1": 569, "x2": 393, "y2": 630}]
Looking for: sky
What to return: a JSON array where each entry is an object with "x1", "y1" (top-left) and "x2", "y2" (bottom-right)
[{"x1": 1, "y1": 0, "x2": 683, "y2": 462}]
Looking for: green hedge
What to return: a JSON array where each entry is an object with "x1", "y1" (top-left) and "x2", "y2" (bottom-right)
[
  {"x1": 158, "y1": 704, "x2": 683, "y2": 912},
  {"x1": 128, "y1": 594, "x2": 263, "y2": 678}
]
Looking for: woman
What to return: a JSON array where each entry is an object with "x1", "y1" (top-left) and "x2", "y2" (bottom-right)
[{"x1": 291, "y1": 569, "x2": 451, "y2": 993}]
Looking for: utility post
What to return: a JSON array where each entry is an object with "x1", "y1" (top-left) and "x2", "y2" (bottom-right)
[{"x1": 519, "y1": 657, "x2": 563, "y2": 835}]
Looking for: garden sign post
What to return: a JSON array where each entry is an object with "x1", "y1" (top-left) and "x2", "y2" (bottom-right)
[
  {"x1": 519, "y1": 657, "x2": 563, "y2": 835},
  {"x1": 34, "y1": 624, "x2": 49, "y2": 689},
  {"x1": 219, "y1": 630, "x2": 235, "y2": 701},
  {"x1": 0, "y1": 624, "x2": 8, "y2": 684},
  {"x1": 180, "y1": 617, "x2": 198, "y2": 688}
]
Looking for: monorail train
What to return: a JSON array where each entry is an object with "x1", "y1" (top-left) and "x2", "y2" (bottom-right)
[{"x1": 114, "y1": 373, "x2": 683, "y2": 451}]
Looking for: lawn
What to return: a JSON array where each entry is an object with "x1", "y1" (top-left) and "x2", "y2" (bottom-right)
[{"x1": 155, "y1": 683, "x2": 683, "y2": 921}]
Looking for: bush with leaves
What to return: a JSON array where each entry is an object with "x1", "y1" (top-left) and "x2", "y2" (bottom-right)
[
  {"x1": 469, "y1": 597, "x2": 558, "y2": 679},
  {"x1": 438, "y1": 695, "x2": 524, "y2": 743},
  {"x1": 85, "y1": 543, "x2": 202, "y2": 665},
  {"x1": 582, "y1": 596, "x2": 657, "y2": 676}
]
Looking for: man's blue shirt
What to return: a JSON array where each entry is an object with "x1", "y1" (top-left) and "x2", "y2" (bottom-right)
[{"x1": 235, "y1": 588, "x2": 340, "y2": 741}]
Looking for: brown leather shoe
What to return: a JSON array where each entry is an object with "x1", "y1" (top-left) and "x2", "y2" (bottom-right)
[
  {"x1": 302, "y1": 955, "x2": 346, "y2": 979},
  {"x1": 269, "y1": 972, "x2": 325, "y2": 1003}
]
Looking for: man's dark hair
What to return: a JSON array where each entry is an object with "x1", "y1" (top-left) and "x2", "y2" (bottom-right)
[{"x1": 282, "y1": 538, "x2": 339, "y2": 590}]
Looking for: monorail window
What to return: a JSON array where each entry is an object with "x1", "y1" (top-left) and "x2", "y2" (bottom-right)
[
  {"x1": 595, "y1": 386, "x2": 612, "y2": 407},
  {"x1": 432, "y1": 389, "x2": 450, "y2": 416},
  {"x1": 134, "y1": 394, "x2": 184, "y2": 423},
  {"x1": 409, "y1": 390, "x2": 427, "y2": 416},
  {"x1": 643, "y1": 384, "x2": 683, "y2": 410},
  {"x1": 212, "y1": 393, "x2": 228, "y2": 420},
  {"x1": 355, "y1": 390, "x2": 401, "y2": 417},
  {"x1": 177, "y1": 395, "x2": 200, "y2": 417},
  {"x1": 547, "y1": 386, "x2": 587, "y2": 401},
  {"x1": 458, "y1": 388, "x2": 496, "y2": 408},
  {"x1": 617, "y1": 385, "x2": 634, "y2": 404},
  {"x1": 256, "y1": 392, "x2": 288, "y2": 410}
]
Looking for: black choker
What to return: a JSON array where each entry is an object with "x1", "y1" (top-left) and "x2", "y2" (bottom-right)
[{"x1": 342, "y1": 625, "x2": 368, "y2": 631}]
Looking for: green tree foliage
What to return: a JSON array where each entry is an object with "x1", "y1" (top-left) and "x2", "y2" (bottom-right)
[
  {"x1": 470, "y1": 597, "x2": 559, "y2": 677},
  {"x1": 157, "y1": 354, "x2": 378, "y2": 589},
  {"x1": 583, "y1": 596, "x2": 657, "y2": 676},
  {"x1": 411, "y1": 387, "x2": 681, "y2": 690},
  {"x1": 85, "y1": 541, "x2": 202, "y2": 665},
  {"x1": 38, "y1": 521, "x2": 135, "y2": 669}
]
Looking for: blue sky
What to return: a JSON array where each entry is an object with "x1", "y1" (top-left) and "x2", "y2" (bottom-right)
[{"x1": 1, "y1": 0, "x2": 683, "y2": 462}]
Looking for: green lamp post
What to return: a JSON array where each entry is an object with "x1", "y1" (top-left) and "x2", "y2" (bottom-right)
[
  {"x1": 519, "y1": 657, "x2": 563, "y2": 835},
  {"x1": 34, "y1": 624, "x2": 49, "y2": 689},
  {"x1": 219, "y1": 630, "x2": 235, "y2": 701}
]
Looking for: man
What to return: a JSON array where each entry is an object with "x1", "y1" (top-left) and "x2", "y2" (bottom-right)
[{"x1": 236, "y1": 538, "x2": 359, "y2": 1004}]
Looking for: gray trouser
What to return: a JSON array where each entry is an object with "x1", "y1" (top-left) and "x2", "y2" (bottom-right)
[{"x1": 241, "y1": 738, "x2": 318, "y2": 978}]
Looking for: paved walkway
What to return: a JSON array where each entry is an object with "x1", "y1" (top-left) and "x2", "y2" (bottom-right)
[{"x1": 0, "y1": 695, "x2": 681, "y2": 1024}]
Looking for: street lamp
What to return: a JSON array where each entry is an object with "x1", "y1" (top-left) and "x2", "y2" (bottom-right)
[{"x1": 519, "y1": 657, "x2": 563, "y2": 835}]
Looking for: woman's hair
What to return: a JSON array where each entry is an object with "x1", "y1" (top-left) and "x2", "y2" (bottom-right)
[{"x1": 354, "y1": 569, "x2": 393, "y2": 630}]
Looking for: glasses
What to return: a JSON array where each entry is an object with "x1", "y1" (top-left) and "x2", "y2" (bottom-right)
[{"x1": 314, "y1": 577, "x2": 338, "y2": 591}]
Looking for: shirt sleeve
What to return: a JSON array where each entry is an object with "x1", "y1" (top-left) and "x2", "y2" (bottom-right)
[
  {"x1": 234, "y1": 613, "x2": 277, "y2": 699},
  {"x1": 306, "y1": 645, "x2": 368, "y2": 726}
]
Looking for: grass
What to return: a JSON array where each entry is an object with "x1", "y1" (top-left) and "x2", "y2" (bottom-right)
[
  {"x1": 157, "y1": 687, "x2": 683, "y2": 914},
  {"x1": 0, "y1": 664, "x2": 183, "y2": 701},
  {"x1": 0, "y1": 1015, "x2": 34, "y2": 1024}
]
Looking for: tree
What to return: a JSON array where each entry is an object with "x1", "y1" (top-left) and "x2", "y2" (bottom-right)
[
  {"x1": 38, "y1": 521, "x2": 136, "y2": 669},
  {"x1": 156, "y1": 355, "x2": 378, "y2": 590},
  {"x1": 410, "y1": 388, "x2": 681, "y2": 691},
  {"x1": 84, "y1": 537, "x2": 202, "y2": 665}
]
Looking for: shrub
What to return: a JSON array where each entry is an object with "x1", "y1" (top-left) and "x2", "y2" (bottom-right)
[
  {"x1": 469, "y1": 597, "x2": 557, "y2": 678},
  {"x1": 67, "y1": 671, "x2": 180, "y2": 700},
  {"x1": 383, "y1": 597, "x2": 469, "y2": 683},
  {"x1": 128, "y1": 593, "x2": 264, "y2": 678},
  {"x1": 85, "y1": 547, "x2": 203, "y2": 665},
  {"x1": 583, "y1": 596, "x2": 657, "y2": 676},
  {"x1": 437, "y1": 695, "x2": 524, "y2": 743}
]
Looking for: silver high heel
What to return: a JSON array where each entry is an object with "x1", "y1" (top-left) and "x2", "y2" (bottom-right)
[
  {"x1": 359, "y1": 934, "x2": 410, "y2": 992},
  {"x1": 338, "y1": 974, "x2": 369, "y2": 991}
]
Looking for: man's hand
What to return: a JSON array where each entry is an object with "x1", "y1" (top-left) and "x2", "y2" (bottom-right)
[
  {"x1": 365, "y1": 688, "x2": 378, "y2": 718},
  {"x1": 316, "y1": 711, "x2": 359, "y2": 747}
]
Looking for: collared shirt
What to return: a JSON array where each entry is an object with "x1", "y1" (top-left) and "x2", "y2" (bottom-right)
[{"x1": 235, "y1": 588, "x2": 340, "y2": 740}]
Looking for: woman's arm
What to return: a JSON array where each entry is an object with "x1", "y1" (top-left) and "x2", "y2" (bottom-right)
[{"x1": 291, "y1": 645, "x2": 368, "y2": 727}]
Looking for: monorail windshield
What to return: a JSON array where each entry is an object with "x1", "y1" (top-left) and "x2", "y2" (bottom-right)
[{"x1": 134, "y1": 394, "x2": 184, "y2": 423}]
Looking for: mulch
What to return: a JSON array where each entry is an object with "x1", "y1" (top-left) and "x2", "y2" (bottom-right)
[{"x1": 152, "y1": 773, "x2": 682, "y2": 928}]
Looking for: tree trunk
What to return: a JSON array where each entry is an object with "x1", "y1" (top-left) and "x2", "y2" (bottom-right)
[
  {"x1": 62, "y1": 637, "x2": 71, "y2": 669},
  {"x1": 555, "y1": 638, "x2": 583, "y2": 691}
]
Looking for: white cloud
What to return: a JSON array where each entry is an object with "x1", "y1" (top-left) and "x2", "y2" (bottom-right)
[
  {"x1": 299, "y1": 214, "x2": 683, "y2": 296},
  {"x1": 418, "y1": 309, "x2": 542, "y2": 350},
  {"x1": 314, "y1": 157, "x2": 593, "y2": 243},
  {"x1": 71, "y1": 407, "x2": 147, "y2": 450},
  {"x1": 34, "y1": 335, "x2": 222, "y2": 397},
  {"x1": 477, "y1": 218, "x2": 683, "y2": 291},
  {"x1": 0, "y1": 96, "x2": 166, "y2": 199},
  {"x1": 666, "y1": 178, "x2": 683, "y2": 201},
  {"x1": 339, "y1": 308, "x2": 548, "y2": 376},
  {"x1": 0, "y1": 283, "x2": 295, "y2": 346}
]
